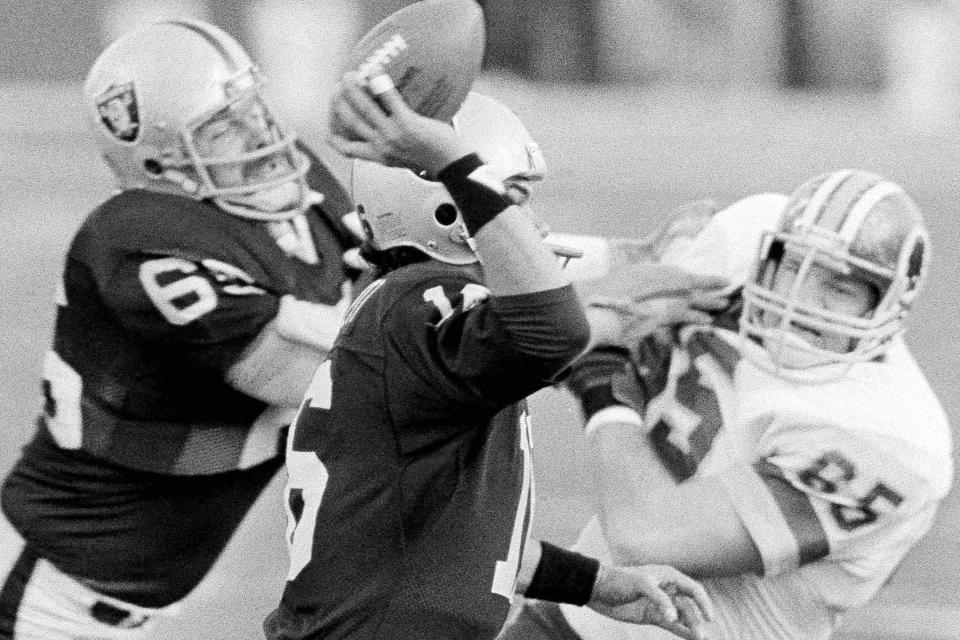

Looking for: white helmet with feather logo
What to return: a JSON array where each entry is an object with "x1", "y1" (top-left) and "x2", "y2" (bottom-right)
[{"x1": 741, "y1": 169, "x2": 929, "y2": 372}]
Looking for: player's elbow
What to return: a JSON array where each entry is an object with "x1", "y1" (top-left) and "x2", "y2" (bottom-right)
[
  {"x1": 556, "y1": 308, "x2": 591, "y2": 362},
  {"x1": 493, "y1": 285, "x2": 590, "y2": 377},
  {"x1": 529, "y1": 307, "x2": 590, "y2": 380}
]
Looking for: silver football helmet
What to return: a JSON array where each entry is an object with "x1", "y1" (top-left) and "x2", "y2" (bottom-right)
[
  {"x1": 741, "y1": 169, "x2": 929, "y2": 370},
  {"x1": 350, "y1": 92, "x2": 547, "y2": 265},
  {"x1": 82, "y1": 19, "x2": 311, "y2": 221}
]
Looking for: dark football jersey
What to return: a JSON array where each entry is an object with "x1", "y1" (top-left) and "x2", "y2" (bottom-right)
[
  {"x1": 38, "y1": 185, "x2": 350, "y2": 474},
  {"x1": 1, "y1": 425, "x2": 283, "y2": 607},
  {"x1": 1, "y1": 157, "x2": 356, "y2": 606},
  {"x1": 266, "y1": 261, "x2": 580, "y2": 640}
]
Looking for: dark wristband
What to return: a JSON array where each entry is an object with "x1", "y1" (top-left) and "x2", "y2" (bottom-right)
[
  {"x1": 437, "y1": 152, "x2": 485, "y2": 182},
  {"x1": 524, "y1": 542, "x2": 600, "y2": 606},
  {"x1": 437, "y1": 152, "x2": 513, "y2": 236}
]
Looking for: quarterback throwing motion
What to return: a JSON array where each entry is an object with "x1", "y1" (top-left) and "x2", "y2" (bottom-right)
[{"x1": 265, "y1": 74, "x2": 713, "y2": 640}]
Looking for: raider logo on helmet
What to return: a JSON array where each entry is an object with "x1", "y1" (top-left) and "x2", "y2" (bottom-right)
[
  {"x1": 95, "y1": 82, "x2": 139, "y2": 143},
  {"x1": 83, "y1": 19, "x2": 311, "y2": 221}
]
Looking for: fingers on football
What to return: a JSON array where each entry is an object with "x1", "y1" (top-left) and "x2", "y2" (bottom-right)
[
  {"x1": 367, "y1": 76, "x2": 414, "y2": 119},
  {"x1": 325, "y1": 134, "x2": 383, "y2": 163},
  {"x1": 339, "y1": 73, "x2": 393, "y2": 132},
  {"x1": 329, "y1": 97, "x2": 379, "y2": 143}
]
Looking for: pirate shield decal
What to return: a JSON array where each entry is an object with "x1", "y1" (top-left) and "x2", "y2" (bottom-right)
[{"x1": 96, "y1": 82, "x2": 140, "y2": 142}]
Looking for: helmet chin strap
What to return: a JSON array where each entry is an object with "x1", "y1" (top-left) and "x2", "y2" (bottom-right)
[
  {"x1": 763, "y1": 330, "x2": 829, "y2": 369},
  {"x1": 739, "y1": 330, "x2": 853, "y2": 384},
  {"x1": 152, "y1": 166, "x2": 312, "y2": 222},
  {"x1": 154, "y1": 167, "x2": 201, "y2": 196}
]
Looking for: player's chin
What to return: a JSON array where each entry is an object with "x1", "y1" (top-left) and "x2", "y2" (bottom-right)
[{"x1": 237, "y1": 181, "x2": 302, "y2": 213}]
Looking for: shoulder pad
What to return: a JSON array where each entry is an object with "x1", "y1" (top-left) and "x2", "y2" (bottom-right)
[{"x1": 82, "y1": 190, "x2": 226, "y2": 254}]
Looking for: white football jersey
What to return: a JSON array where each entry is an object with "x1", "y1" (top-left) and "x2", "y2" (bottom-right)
[{"x1": 561, "y1": 194, "x2": 954, "y2": 640}]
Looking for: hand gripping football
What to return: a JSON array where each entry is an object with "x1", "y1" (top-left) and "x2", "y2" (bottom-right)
[{"x1": 349, "y1": 0, "x2": 486, "y2": 122}]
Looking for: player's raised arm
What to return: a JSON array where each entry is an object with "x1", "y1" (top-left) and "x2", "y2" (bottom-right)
[
  {"x1": 328, "y1": 73, "x2": 589, "y2": 377},
  {"x1": 328, "y1": 72, "x2": 571, "y2": 297}
]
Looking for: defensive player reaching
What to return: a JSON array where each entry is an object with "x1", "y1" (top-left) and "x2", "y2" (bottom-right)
[
  {"x1": 498, "y1": 171, "x2": 954, "y2": 640},
  {"x1": 264, "y1": 74, "x2": 714, "y2": 640},
  {"x1": 0, "y1": 20, "x2": 360, "y2": 640}
]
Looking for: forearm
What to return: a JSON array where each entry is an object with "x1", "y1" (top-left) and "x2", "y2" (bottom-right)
[
  {"x1": 473, "y1": 208, "x2": 567, "y2": 294},
  {"x1": 587, "y1": 408, "x2": 763, "y2": 577},
  {"x1": 545, "y1": 233, "x2": 661, "y2": 284},
  {"x1": 226, "y1": 295, "x2": 343, "y2": 405},
  {"x1": 226, "y1": 329, "x2": 325, "y2": 406}
]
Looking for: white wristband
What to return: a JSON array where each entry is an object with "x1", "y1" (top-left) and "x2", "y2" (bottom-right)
[{"x1": 583, "y1": 405, "x2": 646, "y2": 438}]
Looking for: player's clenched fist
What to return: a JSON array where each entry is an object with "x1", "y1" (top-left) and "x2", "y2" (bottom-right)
[{"x1": 587, "y1": 564, "x2": 714, "y2": 640}]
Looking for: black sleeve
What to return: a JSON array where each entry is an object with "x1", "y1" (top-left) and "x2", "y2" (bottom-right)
[
  {"x1": 385, "y1": 276, "x2": 588, "y2": 407},
  {"x1": 489, "y1": 284, "x2": 590, "y2": 381}
]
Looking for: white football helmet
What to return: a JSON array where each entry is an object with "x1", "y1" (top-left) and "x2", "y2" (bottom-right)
[
  {"x1": 350, "y1": 92, "x2": 547, "y2": 265},
  {"x1": 82, "y1": 19, "x2": 311, "y2": 221},
  {"x1": 741, "y1": 169, "x2": 929, "y2": 371}
]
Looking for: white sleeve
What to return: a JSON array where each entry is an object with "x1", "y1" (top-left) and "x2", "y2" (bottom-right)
[
  {"x1": 547, "y1": 193, "x2": 787, "y2": 286},
  {"x1": 660, "y1": 193, "x2": 787, "y2": 284},
  {"x1": 226, "y1": 295, "x2": 348, "y2": 406},
  {"x1": 716, "y1": 418, "x2": 940, "y2": 576}
]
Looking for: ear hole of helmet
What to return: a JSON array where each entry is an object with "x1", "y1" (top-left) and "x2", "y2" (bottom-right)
[
  {"x1": 767, "y1": 238, "x2": 785, "y2": 262},
  {"x1": 143, "y1": 159, "x2": 164, "y2": 175},
  {"x1": 902, "y1": 239, "x2": 926, "y2": 306},
  {"x1": 434, "y1": 203, "x2": 459, "y2": 226}
]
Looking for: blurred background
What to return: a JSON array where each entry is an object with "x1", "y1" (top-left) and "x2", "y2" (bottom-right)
[{"x1": 1, "y1": 1, "x2": 959, "y2": 639}]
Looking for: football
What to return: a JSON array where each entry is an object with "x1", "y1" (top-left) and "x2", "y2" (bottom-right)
[{"x1": 349, "y1": 0, "x2": 486, "y2": 122}]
